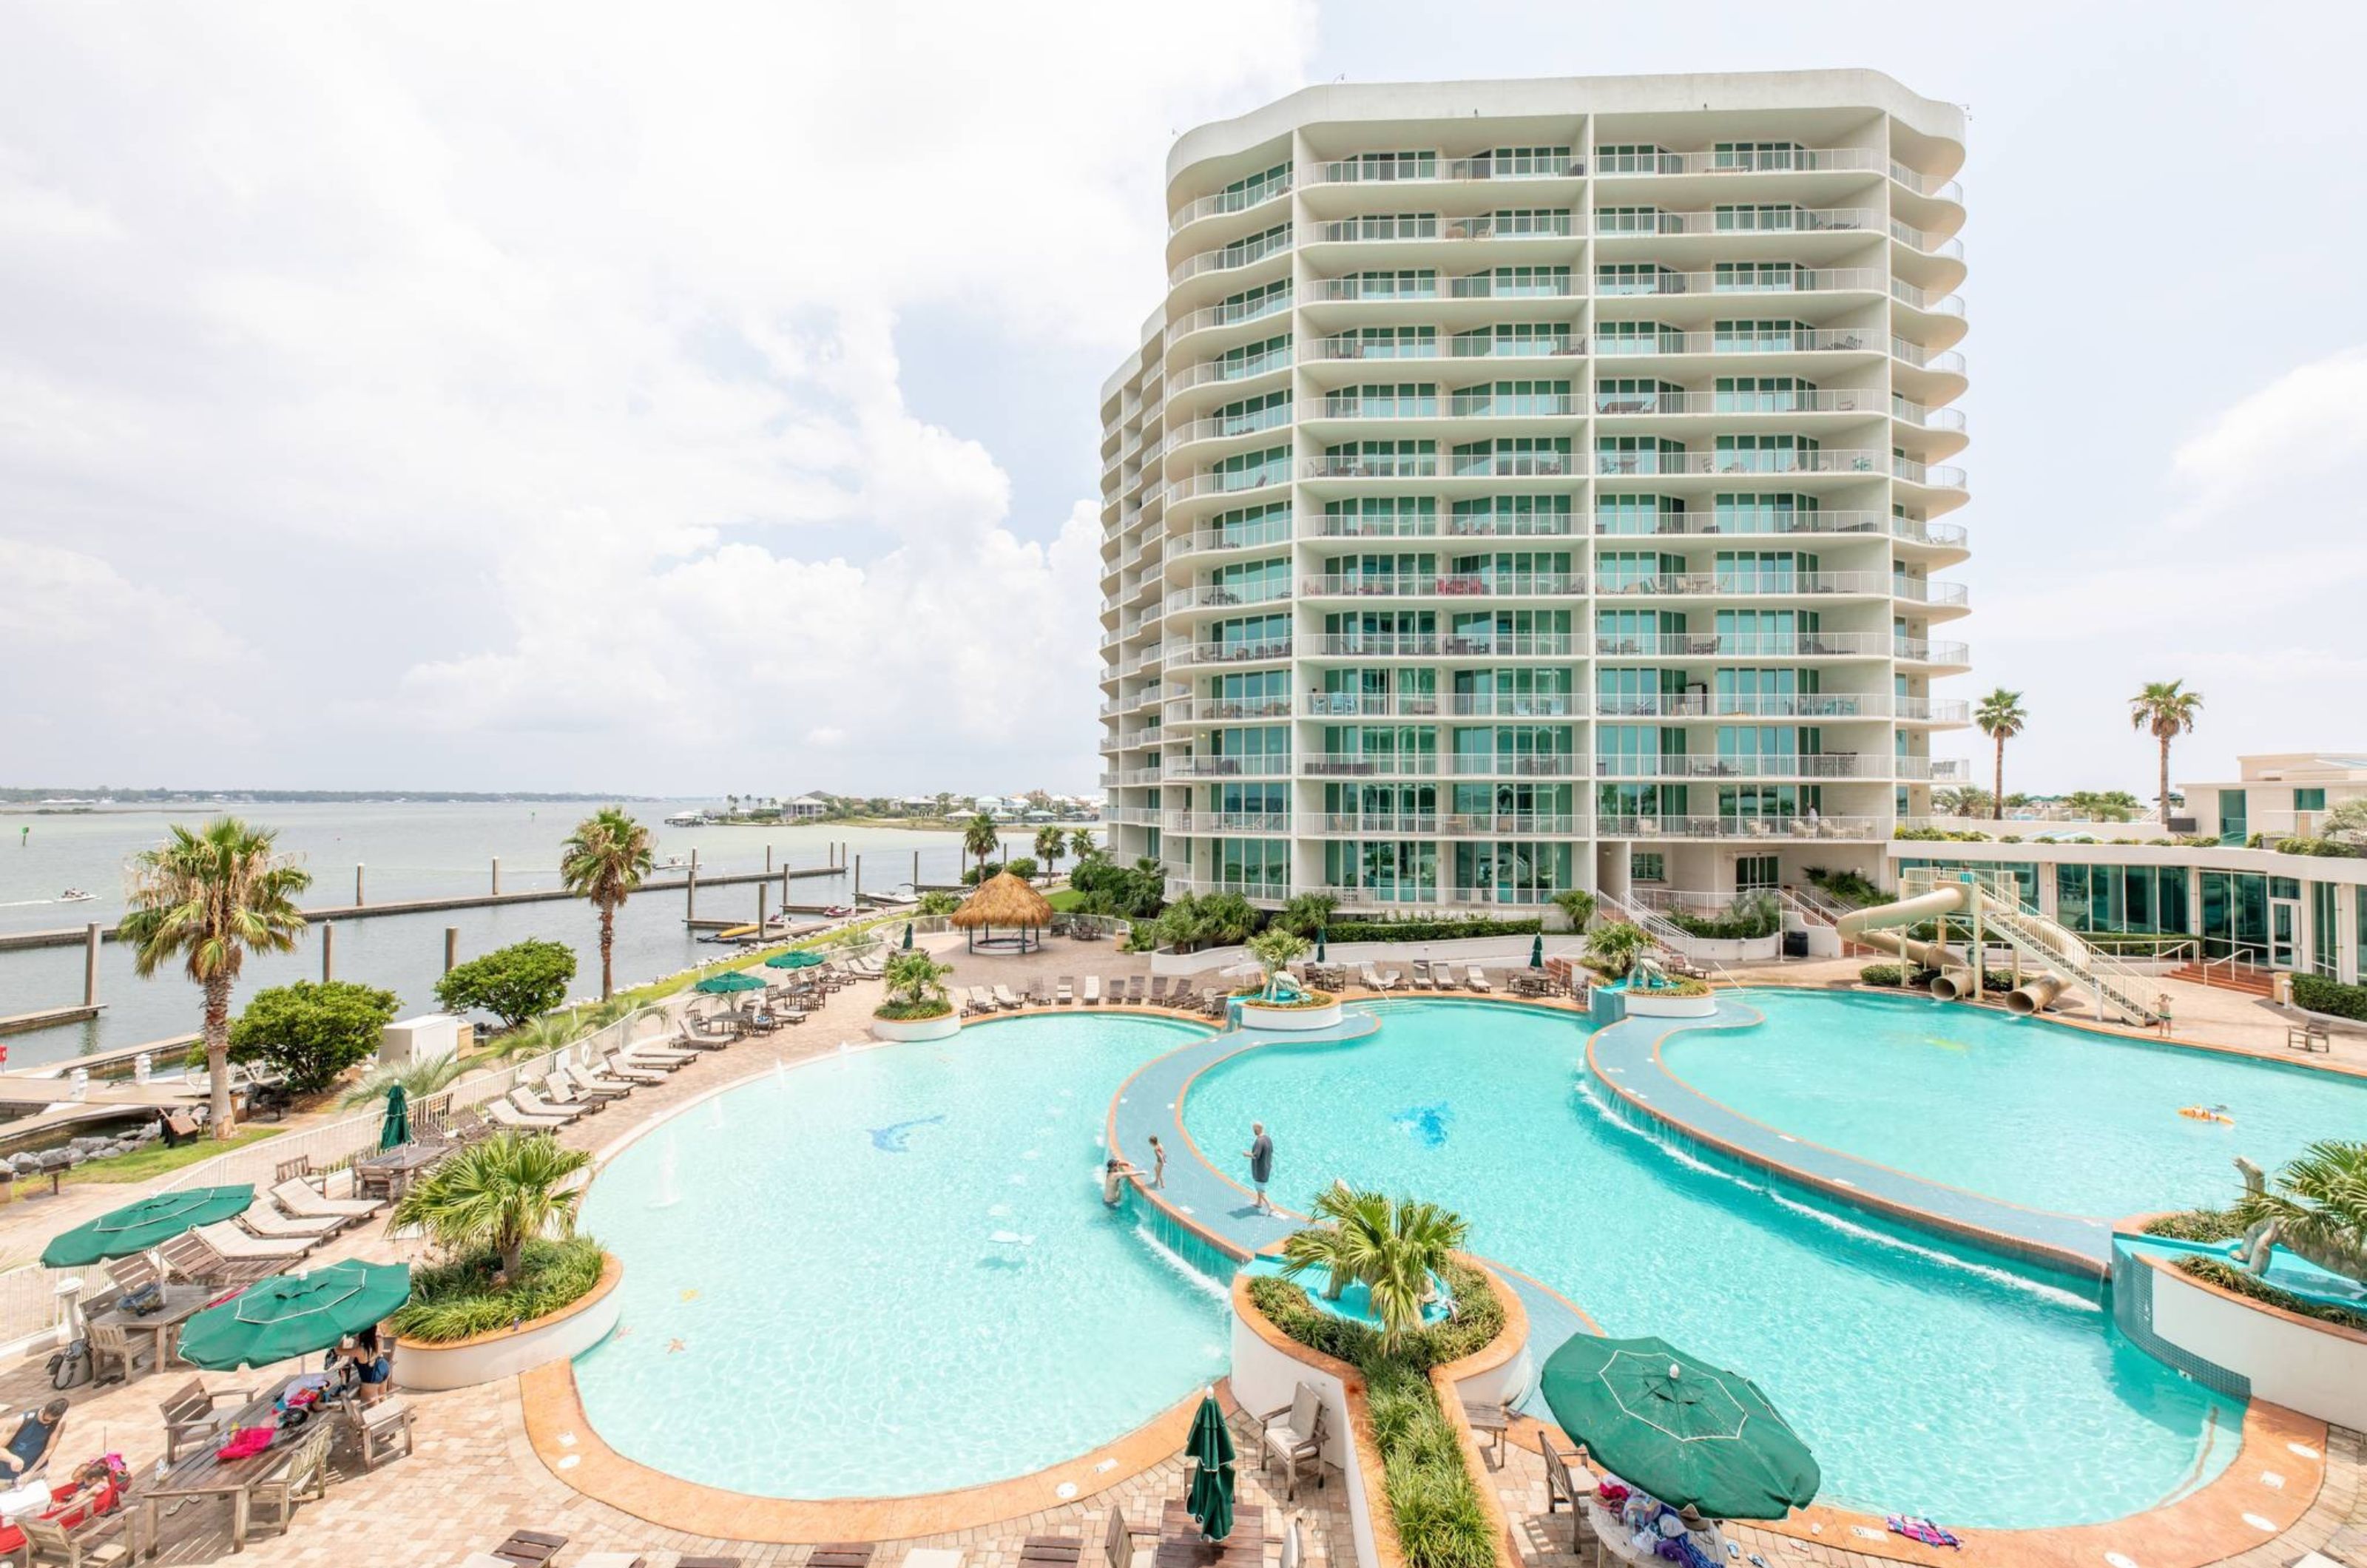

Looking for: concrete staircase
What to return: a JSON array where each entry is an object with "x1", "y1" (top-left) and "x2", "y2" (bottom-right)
[{"x1": 2168, "y1": 961, "x2": 2277, "y2": 998}]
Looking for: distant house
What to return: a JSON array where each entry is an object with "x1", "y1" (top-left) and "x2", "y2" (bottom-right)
[{"x1": 787, "y1": 794, "x2": 832, "y2": 821}]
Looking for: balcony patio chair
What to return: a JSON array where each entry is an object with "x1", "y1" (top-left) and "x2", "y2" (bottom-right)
[{"x1": 1258, "y1": 1382, "x2": 1328, "y2": 1500}]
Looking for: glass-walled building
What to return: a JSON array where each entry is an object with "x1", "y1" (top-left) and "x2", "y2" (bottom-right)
[{"x1": 1098, "y1": 72, "x2": 1973, "y2": 916}]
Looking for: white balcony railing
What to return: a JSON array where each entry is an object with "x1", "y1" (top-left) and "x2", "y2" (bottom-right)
[
  {"x1": 1593, "y1": 206, "x2": 1879, "y2": 237},
  {"x1": 1592, "y1": 447, "x2": 1887, "y2": 478},
  {"x1": 1300, "y1": 572, "x2": 1585, "y2": 598},
  {"x1": 1169, "y1": 173, "x2": 1295, "y2": 234},
  {"x1": 1311, "y1": 632, "x2": 1575, "y2": 658},
  {"x1": 1315, "y1": 813, "x2": 1588, "y2": 837},
  {"x1": 1594, "y1": 146, "x2": 1887, "y2": 178},
  {"x1": 1170, "y1": 228, "x2": 1295, "y2": 287},
  {"x1": 1596, "y1": 814, "x2": 1885, "y2": 840},
  {"x1": 1594, "y1": 754, "x2": 1883, "y2": 780},
  {"x1": 1163, "y1": 755, "x2": 1294, "y2": 780}
]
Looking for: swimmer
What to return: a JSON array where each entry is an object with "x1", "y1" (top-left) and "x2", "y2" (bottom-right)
[
  {"x1": 1101, "y1": 1155, "x2": 1144, "y2": 1206},
  {"x1": 1146, "y1": 1134, "x2": 1168, "y2": 1189}
]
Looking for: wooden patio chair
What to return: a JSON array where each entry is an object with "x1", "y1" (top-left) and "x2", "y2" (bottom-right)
[
  {"x1": 16, "y1": 1505, "x2": 132, "y2": 1568},
  {"x1": 155, "y1": 1231, "x2": 277, "y2": 1288},
  {"x1": 1540, "y1": 1435, "x2": 1593, "y2": 1516},
  {"x1": 161, "y1": 1377, "x2": 251, "y2": 1461},
  {"x1": 249, "y1": 1422, "x2": 335, "y2": 1538},
  {"x1": 272, "y1": 1154, "x2": 315, "y2": 1188},
  {"x1": 488, "y1": 1530, "x2": 568, "y2": 1567},
  {"x1": 342, "y1": 1393, "x2": 416, "y2": 1471},
  {"x1": 86, "y1": 1320, "x2": 150, "y2": 1385},
  {"x1": 1104, "y1": 1505, "x2": 1155, "y2": 1568},
  {"x1": 1019, "y1": 1536, "x2": 1082, "y2": 1568},
  {"x1": 807, "y1": 1546, "x2": 877, "y2": 1568},
  {"x1": 1147, "y1": 976, "x2": 1170, "y2": 1006},
  {"x1": 1124, "y1": 975, "x2": 1147, "y2": 1004},
  {"x1": 1257, "y1": 1383, "x2": 1328, "y2": 1500}
]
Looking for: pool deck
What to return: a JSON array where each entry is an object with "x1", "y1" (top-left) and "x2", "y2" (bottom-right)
[{"x1": 1584, "y1": 996, "x2": 2118, "y2": 1277}]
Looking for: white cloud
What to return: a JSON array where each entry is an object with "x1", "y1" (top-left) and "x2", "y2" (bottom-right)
[
  {"x1": 0, "y1": 1, "x2": 1317, "y2": 789},
  {"x1": 2170, "y1": 345, "x2": 2367, "y2": 526}
]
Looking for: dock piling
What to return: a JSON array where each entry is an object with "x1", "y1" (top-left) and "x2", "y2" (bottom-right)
[
  {"x1": 322, "y1": 922, "x2": 335, "y2": 982},
  {"x1": 356, "y1": 863, "x2": 365, "y2": 906},
  {"x1": 491, "y1": 856, "x2": 500, "y2": 895},
  {"x1": 83, "y1": 924, "x2": 99, "y2": 1007},
  {"x1": 688, "y1": 848, "x2": 699, "y2": 922},
  {"x1": 443, "y1": 927, "x2": 458, "y2": 974}
]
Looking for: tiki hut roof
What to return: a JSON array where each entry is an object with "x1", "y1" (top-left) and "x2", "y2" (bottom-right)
[{"x1": 949, "y1": 871, "x2": 1054, "y2": 929}]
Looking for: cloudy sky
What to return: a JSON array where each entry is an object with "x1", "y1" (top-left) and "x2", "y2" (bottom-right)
[{"x1": 4, "y1": 1, "x2": 2363, "y2": 799}]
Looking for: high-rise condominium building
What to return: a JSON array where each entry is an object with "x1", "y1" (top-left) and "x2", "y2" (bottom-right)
[{"x1": 1097, "y1": 72, "x2": 1970, "y2": 916}]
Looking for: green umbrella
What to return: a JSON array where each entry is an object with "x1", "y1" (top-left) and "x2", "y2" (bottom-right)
[
  {"x1": 762, "y1": 950, "x2": 823, "y2": 971},
  {"x1": 378, "y1": 1082, "x2": 411, "y2": 1151},
  {"x1": 1184, "y1": 1387, "x2": 1235, "y2": 1541},
  {"x1": 178, "y1": 1260, "x2": 413, "y2": 1371},
  {"x1": 694, "y1": 970, "x2": 766, "y2": 993},
  {"x1": 1539, "y1": 1334, "x2": 1819, "y2": 1520},
  {"x1": 41, "y1": 1185, "x2": 256, "y2": 1268},
  {"x1": 1530, "y1": 933, "x2": 1545, "y2": 968},
  {"x1": 902, "y1": 922, "x2": 914, "y2": 950},
  {"x1": 1314, "y1": 928, "x2": 1327, "y2": 962}
]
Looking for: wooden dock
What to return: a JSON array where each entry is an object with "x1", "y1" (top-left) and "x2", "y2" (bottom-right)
[{"x1": 0, "y1": 1004, "x2": 100, "y2": 1038}]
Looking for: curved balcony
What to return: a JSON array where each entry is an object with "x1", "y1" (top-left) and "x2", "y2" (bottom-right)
[
  {"x1": 1299, "y1": 692, "x2": 1587, "y2": 720},
  {"x1": 1164, "y1": 408, "x2": 1296, "y2": 453},
  {"x1": 1168, "y1": 174, "x2": 1294, "y2": 235},
  {"x1": 1166, "y1": 294, "x2": 1295, "y2": 349},
  {"x1": 1891, "y1": 456, "x2": 1968, "y2": 490},
  {"x1": 1166, "y1": 581, "x2": 1291, "y2": 615},
  {"x1": 1305, "y1": 152, "x2": 1585, "y2": 186},
  {"x1": 1590, "y1": 631, "x2": 1917, "y2": 659},
  {"x1": 1311, "y1": 213, "x2": 1579, "y2": 244},
  {"x1": 1111, "y1": 728, "x2": 1161, "y2": 751},
  {"x1": 1888, "y1": 161, "x2": 1964, "y2": 204},
  {"x1": 1891, "y1": 578, "x2": 1969, "y2": 608},
  {"x1": 1166, "y1": 638, "x2": 1293, "y2": 670},
  {"x1": 1891, "y1": 399, "x2": 1967, "y2": 433},
  {"x1": 1593, "y1": 266, "x2": 1889, "y2": 298},
  {"x1": 1300, "y1": 571, "x2": 1585, "y2": 598},
  {"x1": 1170, "y1": 515, "x2": 1297, "y2": 561},
  {"x1": 1890, "y1": 279, "x2": 1966, "y2": 317},
  {"x1": 1591, "y1": 328, "x2": 1888, "y2": 359},
  {"x1": 1164, "y1": 810, "x2": 1293, "y2": 834},
  {"x1": 1310, "y1": 632, "x2": 1575, "y2": 658},
  {"x1": 1597, "y1": 570, "x2": 1898, "y2": 598},
  {"x1": 1302, "y1": 754, "x2": 1586, "y2": 779},
  {"x1": 1593, "y1": 447, "x2": 1887, "y2": 479},
  {"x1": 1165, "y1": 695, "x2": 1294, "y2": 724},
  {"x1": 1888, "y1": 218, "x2": 1965, "y2": 260},
  {"x1": 1169, "y1": 229, "x2": 1294, "y2": 288},
  {"x1": 1164, "y1": 754, "x2": 1294, "y2": 780},
  {"x1": 1167, "y1": 349, "x2": 1295, "y2": 398},
  {"x1": 1315, "y1": 392, "x2": 1583, "y2": 420},
  {"x1": 1594, "y1": 146, "x2": 1886, "y2": 179},
  {"x1": 1596, "y1": 814, "x2": 1885, "y2": 840},
  {"x1": 1303, "y1": 452, "x2": 1584, "y2": 481},
  {"x1": 1593, "y1": 388, "x2": 1889, "y2": 417},
  {"x1": 1593, "y1": 206, "x2": 1879, "y2": 239},
  {"x1": 1595, "y1": 754, "x2": 1888, "y2": 780},
  {"x1": 1302, "y1": 332, "x2": 1585, "y2": 362},
  {"x1": 1897, "y1": 697, "x2": 1970, "y2": 723},
  {"x1": 1306, "y1": 273, "x2": 1582, "y2": 303},
  {"x1": 1595, "y1": 692, "x2": 1921, "y2": 721},
  {"x1": 1163, "y1": 470, "x2": 1290, "y2": 508},
  {"x1": 1896, "y1": 637, "x2": 1971, "y2": 667},
  {"x1": 1315, "y1": 813, "x2": 1587, "y2": 837},
  {"x1": 1318, "y1": 513, "x2": 1581, "y2": 544}
]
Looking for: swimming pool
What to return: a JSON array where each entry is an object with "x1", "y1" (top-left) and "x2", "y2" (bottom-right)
[
  {"x1": 1660, "y1": 990, "x2": 2367, "y2": 1217},
  {"x1": 1181, "y1": 998, "x2": 2243, "y2": 1529},
  {"x1": 573, "y1": 1016, "x2": 1227, "y2": 1498}
]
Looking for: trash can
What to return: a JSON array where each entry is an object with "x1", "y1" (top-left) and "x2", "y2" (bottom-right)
[{"x1": 1782, "y1": 930, "x2": 1810, "y2": 959}]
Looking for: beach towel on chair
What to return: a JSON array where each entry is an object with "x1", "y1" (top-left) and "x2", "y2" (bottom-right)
[{"x1": 1887, "y1": 1516, "x2": 1959, "y2": 1549}]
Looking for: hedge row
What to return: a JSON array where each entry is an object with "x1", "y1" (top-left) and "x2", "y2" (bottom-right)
[
  {"x1": 1325, "y1": 916, "x2": 1542, "y2": 943},
  {"x1": 2176, "y1": 1256, "x2": 2367, "y2": 1332},
  {"x1": 2293, "y1": 973, "x2": 2367, "y2": 1022}
]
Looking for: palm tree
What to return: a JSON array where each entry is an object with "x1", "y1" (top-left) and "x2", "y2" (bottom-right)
[
  {"x1": 1246, "y1": 927, "x2": 1309, "y2": 993},
  {"x1": 393, "y1": 1132, "x2": 590, "y2": 1283},
  {"x1": 2232, "y1": 1140, "x2": 2367, "y2": 1285},
  {"x1": 340, "y1": 1053, "x2": 467, "y2": 1109},
  {"x1": 119, "y1": 818, "x2": 311, "y2": 1139},
  {"x1": 1280, "y1": 1184, "x2": 1469, "y2": 1348},
  {"x1": 881, "y1": 950, "x2": 955, "y2": 1013},
  {"x1": 1067, "y1": 827, "x2": 1098, "y2": 865},
  {"x1": 560, "y1": 808, "x2": 655, "y2": 1001},
  {"x1": 487, "y1": 1011, "x2": 580, "y2": 1060},
  {"x1": 1033, "y1": 825, "x2": 1068, "y2": 883},
  {"x1": 1550, "y1": 888, "x2": 1597, "y2": 934},
  {"x1": 1973, "y1": 688, "x2": 2027, "y2": 822},
  {"x1": 2129, "y1": 680, "x2": 2204, "y2": 830},
  {"x1": 961, "y1": 814, "x2": 1002, "y2": 880},
  {"x1": 1584, "y1": 920, "x2": 1654, "y2": 979}
]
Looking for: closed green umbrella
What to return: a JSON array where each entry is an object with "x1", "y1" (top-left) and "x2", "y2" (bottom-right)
[
  {"x1": 1530, "y1": 933, "x2": 1545, "y2": 968},
  {"x1": 693, "y1": 970, "x2": 765, "y2": 993},
  {"x1": 1314, "y1": 928, "x2": 1327, "y2": 962},
  {"x1": 41, "y1": 1185, "x2": 255, "y2": 1268},
  {"x1": 1539, "y1": 1334, "x2": 1819, "y2": 1521},
  {"x1": 902, "y1": 922, "x2": 914, "y2": 950},
  {"x1": 178, "y1": 1260, "x2": 413, "y2": 1371},
  {"x1": 1184, "y1": 1387, "x2": 1235, "y2": 1541},
  {"x1": 379, "y1": 1083, "x2": 411, "y2": 1151},
  {"x1": 762, "y1": 950, "x2": 823, "y2": 971}
]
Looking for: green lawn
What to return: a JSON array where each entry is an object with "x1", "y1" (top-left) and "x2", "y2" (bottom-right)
[
  {"x1": 61, "y1": 1125, "x2": 283, "y2": 1186},
  {"x1": 1045, "y1": 888, "x2": 1087, "y2": 911}
]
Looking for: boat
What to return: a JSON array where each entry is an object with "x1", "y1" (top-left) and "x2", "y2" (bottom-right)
[
  {"x1": 656, "y1": 854, "x2": 689, "y2": 870},
  {"x1": 57, "y1": 890, "x2": 93, "y2": 903},
  {"x1": 662, "y1": 811, "x2": 710, "y2": 828}
]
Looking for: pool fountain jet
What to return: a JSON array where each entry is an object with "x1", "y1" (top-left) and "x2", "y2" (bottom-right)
[
  {"x1": 774, "y1": 1060, "x2": 790, "y2": 1093},
  {"x1": 652, "y1": 1135, "x2": 681, "y2": 1209},
  {"x1": 708, "y1": 1098, "x2": 725, "y2": 1130}
]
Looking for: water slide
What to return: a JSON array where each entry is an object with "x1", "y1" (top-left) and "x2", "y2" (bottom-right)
[{"x1": 1837, "y1": 874, "x2": 2162, "y2": 1024}]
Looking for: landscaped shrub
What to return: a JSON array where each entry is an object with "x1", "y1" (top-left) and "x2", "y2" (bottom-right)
[
  {"x1": 2176, "y1": 1256, "x2": 2367, "y2": 1332},
  {"x1": 226, "y1": 980, "x2": 400, "y2": 1092},
  {"x1": 1326, "y1": 916, "x2": 1542, "y2": 943},
  {"x1": 434, "y1": 939, "x2": 577, "y2": 1028},
  {"x1": 1666, "y1": 893, "x2": 1780, "y2": 942},
  {"x1": 1857, "y1": 963, "x2": 1905, "y2": 987},
  {"x1": 2142, "y1": 1208, "x2": 2246, "y2": 1243},
  {"x1": 1806, "y1": 867, "x2": 1883, "y2": 907},
  {"x1": 2294, "y1": 974, "x2": 2367, "y2": 1022},
  {"x1": 1247, "y1": 1264, "x2": 1506, "y2": 1568},
  {"x1": 389, "y1": 1236, "x2": 605, "y2": 1342}
]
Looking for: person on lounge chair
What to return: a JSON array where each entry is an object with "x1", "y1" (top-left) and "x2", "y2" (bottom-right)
[{"x1": 0, "y1": 1400, "x2": 68, "y2": 1518}]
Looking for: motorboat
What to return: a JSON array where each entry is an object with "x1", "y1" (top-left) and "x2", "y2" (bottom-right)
[{"x1": 58, "y1": 889, "x2": 94, "y2": 903}]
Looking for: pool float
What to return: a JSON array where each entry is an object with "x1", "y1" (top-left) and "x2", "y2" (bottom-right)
[{"x1": 2178, "y1": 1105, "x2": 2234, "y2": 1124}]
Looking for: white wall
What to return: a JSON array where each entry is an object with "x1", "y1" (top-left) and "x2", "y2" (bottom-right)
[
  {"x1": 1230, "y1": 1311, "x2": 1377, "y2": 1568},
  {"x1": 2147, "y1": 1260, "x2": 2367, "y2": 1430}
]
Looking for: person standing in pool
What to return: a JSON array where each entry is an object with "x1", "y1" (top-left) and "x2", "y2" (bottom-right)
[{"x1": 1243, "y1": 1122, "x2": 1274, "y2": 1212}]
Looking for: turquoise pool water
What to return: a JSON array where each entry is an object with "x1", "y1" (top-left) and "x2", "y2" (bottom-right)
[
  {"x1": 1662, "y1": 990, "x2": 2367, "y2": 1216},
  {"x1": 574, "y1": 1017, "x2": 1228, "y2": 1498},
  {"x1": 1182, "y1": 998, "x2": 2242, "y2": 1529}
]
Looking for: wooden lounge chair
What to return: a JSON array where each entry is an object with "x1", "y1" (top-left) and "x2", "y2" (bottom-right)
[
  {"x1": 1465, "y1": 964, "x2": 1493, "y2": 993},
  {"x1": 1081, "y1": 975, "x2": 1102, "y2": 1005},
  {"x1": 1019, "y1": 1537, "x2": 1082, "y2": 1568},
  {"x1": 1258, "y1": 1383, "x2": 1328, "y2": 1500},
  {"x1": 156, "y1": 1230, "x2": 279, "y2": 1287},
  {"x1": 1104, "y1": 1506, "x2": 1156, "y2": 1568},
  {"x1": 486, "y1": 1100, "x2": 567, "y2": 1135},
  {"x1": 537, "y1": 1069, "x2": 610, "y2": 1112},
  {"x1": 509, "y1": 1086, "x2": 591, "y2": 1122},
  {"x1": 570, "y1": 1060, "x2": 639, "y2": 1096},
  {"x1": 678, "y1": 1558, "x2": 744, "y2": 1568},
  {"x1": 1124, "y1": 976, "x2": 1147, "y2": 1004},
  {"x1": 573, "y1": 1556, "x2": 649, "y2": 1568},
  {"x1": 487, "y1": 1530, "x2": 568, "y2": 1567},
  {"x1": 1056, "y1": 976, "x2": 1074, "y2": 1005},
  {"x1": 1146, "y1": 976, "x2": 1170, "y2": 1007},
  {"x1": 271, "y1": 1177, "x2": 378, "y2": 1223},
  {"x1": 993, "y1": 984, "x2": 1023, "y2": 1010},
  {"x1": 598, "y1": 1053, "x2": 668, "y2": 1086},
  {"x1": 194, "y1": 1219, "x2": 314, "y2": 1263},
  {"x1": 618, "y1": 1041, "x2": 693, "y2": 1069},
  {"x1": 1408, "y1": 960, "x2": 1434, "y2": 990},
  {"x1": 808, "y1": 1546, "x2": 877, "y2": 1568},
  {"x1": 161, "y1": 1377, "x2": 251, "y2": 1461},
  {"x1": 556, "y1": 1062, "x2": 629, "y2": 1102},
  {"x1": 274, "y1": 1154, "x2": 315, "y2": 1187},
  {"x1": 238, "y1": 1200, "x2": 342, "y2": 1241},
  {"x1": 106, "y1": 1252, "x2": 163, "y2": 1295}
]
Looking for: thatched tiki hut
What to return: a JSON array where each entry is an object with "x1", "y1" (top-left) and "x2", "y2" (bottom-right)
[{"x1": 950, "y1": 871, "x2": 1054, "y2": 953}]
